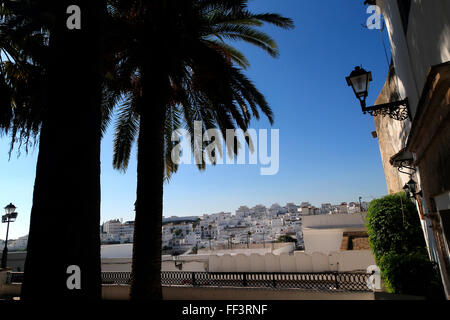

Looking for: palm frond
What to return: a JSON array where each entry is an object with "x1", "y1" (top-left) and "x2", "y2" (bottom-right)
[{"x1": 112, "y1": 94, "x2": 139, "y2": 171}]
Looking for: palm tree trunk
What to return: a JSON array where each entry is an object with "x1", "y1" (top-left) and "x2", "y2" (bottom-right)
[
  {"x1": 130, "y1": 61, "x2": 169, "y2": 300},
  {"x1": 21, "y1": 1, "x2": 104, "y2": 301}
]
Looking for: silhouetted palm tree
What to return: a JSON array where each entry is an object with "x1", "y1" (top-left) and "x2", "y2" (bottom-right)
[
  {"x1": 1, "y1": 0, "x2": 107, "y2": 300},
  {"x1": 0, "y1": 1, "x2": 47, "y2": 151},
  {"x1": 110, "y1": 0, "x2": 293, "y2": 300}
]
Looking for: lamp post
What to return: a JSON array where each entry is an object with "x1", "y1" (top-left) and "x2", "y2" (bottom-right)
[
  {"x1": 403, "y1": 178, "x2": 419, "y2": 199},
  {"x1": 262, "y1": 230, "x2": 265, "y2": 248},
  {"x1": 346, "y1": 66, "x2": 410, "y2": 121},
  {"x1": 1, "y1": 203, "x2": 18, "y2": 269}
]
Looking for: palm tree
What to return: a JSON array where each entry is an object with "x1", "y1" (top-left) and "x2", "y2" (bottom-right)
[
  {"x1": 25, "y1": 1, "x2": 107, "y2": 301},
  {"x1": 108, "y1": 0, "x2": 293, "y2": 300},
  {"x1": 1, "y1": 0, "x2": 108, "y2": 300},
  {"x1": 0, "y1": 1, "x2": 47, "y2": 152}
]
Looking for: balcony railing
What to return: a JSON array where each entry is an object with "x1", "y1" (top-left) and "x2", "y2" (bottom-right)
[{"x1": 6, "y1": 271, "x2": 373, "y2": 292}]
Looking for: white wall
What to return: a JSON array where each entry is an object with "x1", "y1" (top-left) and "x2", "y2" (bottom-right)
[
  {"x1": 208, "y1": 251, "x2": 375, "y2": 273},
  {"x1": 379, "y1": 0, "x2": 450, "y2": 117},
  {"x1": 272, "y1": 243, "x2": 296, "y2": 255},
  {"x1": 302, "y1": 229, "x2": 344, "y2": 254},
  {"x1": 302, "y1": 213, "x2": 366, "y2": 229}
]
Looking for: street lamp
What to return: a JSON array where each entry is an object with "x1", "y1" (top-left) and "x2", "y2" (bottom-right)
[
  {"x1": 346, "y1": 66, "x2": 372, "y2": 105},
  {"x1": 403, "y1": 179, "x2": 418, "y2": 199},
  {"x1": 346, "y1": 66, "x2": 410, "y2": 121},
  {"x1": 1, "y1": 203, "x2": 18, "y2": 269}
]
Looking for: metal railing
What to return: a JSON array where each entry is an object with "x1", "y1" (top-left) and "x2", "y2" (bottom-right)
[
  {"x1": 160, "y1": 271, "x2": 372, "y2": 292},
  {"x1": 5, "y1": 271, "x2": 373, "y2": 292}
]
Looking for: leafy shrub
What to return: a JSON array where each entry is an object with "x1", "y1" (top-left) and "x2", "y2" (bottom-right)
[
  {"x1": 366, "y1": 192, "x2": 425, "y2": 258},
  {"x1": 378, "y1": 250, "x2": 443, "y2": 298},
  {"x1": 276, "y1": 235, "x2": 296, "y2": 243},
  {"x1": 366, "y1": 192, "x2": 444, "y2": 299}
]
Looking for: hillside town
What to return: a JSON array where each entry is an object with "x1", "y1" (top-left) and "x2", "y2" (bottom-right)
[
  {"x1": 1, "y1": 201, "x2": 369, "y2": 253},
  {"x1": 97, "y1": 201, "x2": 369, "y2": 253},
  {"x1": 0, "y1": 235, "x2": 28, "y2": 252}
]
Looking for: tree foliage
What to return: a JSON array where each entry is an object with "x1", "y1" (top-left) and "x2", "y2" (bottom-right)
[
  {"x1": 276, "y1": 235, "x2": 296, "y2": 243},
  {"x1": 378, "y1": 250, "x2": 443, "y2": 298},
  {"x1": 108, "y1": 0, "x2": 294, "y2": 180},
  {"x1": 366, "y1": 192, "x2": 425, "y2": 258},
  {"x1": 366, "y1": 192, "x2": 444, "y2": 298}
]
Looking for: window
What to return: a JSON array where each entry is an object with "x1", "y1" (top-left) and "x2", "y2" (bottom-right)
[{"x1": 397, "y1": 0, "x2": 412, "y2": 35}]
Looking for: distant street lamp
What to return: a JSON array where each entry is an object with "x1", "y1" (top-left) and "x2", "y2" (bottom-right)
[
  {"x1": 1, "y1": 203, "x2": 18, "y2": 269},
  {"x1": 346, "y1": 66, "x2": 410, "y2": 121},
  {"x1": 262, "y1": 230, "x2": 265, "y2": 248}
]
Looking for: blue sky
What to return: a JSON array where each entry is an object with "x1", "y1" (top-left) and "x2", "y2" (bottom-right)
[{"x1": 0, "y1": 0, "x2": 392, "y2": 239}]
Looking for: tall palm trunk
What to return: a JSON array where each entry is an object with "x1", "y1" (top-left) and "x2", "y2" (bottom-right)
[
  {"x1": 130, "y1": 60, "x2": 169, "y2": 300},
  {"x1": 21, "y1": 1, "x2": 104, "y2": 301}
]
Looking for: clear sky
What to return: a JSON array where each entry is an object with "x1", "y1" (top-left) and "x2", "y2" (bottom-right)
[{"x1": 0, "y1": 0, "x2": 392, "y2": 239}]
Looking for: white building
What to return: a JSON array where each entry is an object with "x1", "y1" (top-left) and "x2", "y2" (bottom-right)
[
  {"x1": 338, "y1": 203, "x2": 348, "y2": 214},
  {"x1": 285, "y1": 203, "x2": 299, "y2": 214},
  {"x1": 302, "y1": 214, "x2": 369, "y2": 255},
  {"x1": 363, "y1": 0, "x2": 450, "y2": 298},
  {"x1": 250, "y1": 205, "x2": 267, "y2": 217},
  {"x1": 270, "y1": 218, "x2": 284, "y2": 228},
  {"x1": 235, "y1": 206, "x2": 251, "y2": 218},
  {"x1": 101, "y1": 219, "x2": 134, "y2": 244},
  {"x1": 268, "y1": 203, "x2": 283, "y2": 216},
  {"x1": 102, "y1": 219, "x2": 122, "y2": 234},
  {"x1": 321, "y1": 203, "x2": 332, "y2": 214},
  {"x1": 8, "y1": 235, "x2": 28, "y2": 251},
  {"x1": 347, "y1": 202, "x2": 361, "y2": 214}
]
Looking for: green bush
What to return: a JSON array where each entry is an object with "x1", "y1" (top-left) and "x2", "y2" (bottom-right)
[
  {"x1": 366, "y1": 192, "x2": 425, "y2": 258},
  {"x1": 276, "y1": 235, "x2": 296, "y2": 243},
  {"x1": 378, "y1": 250, "x2": 443, "y2": 298},
  {"x1": 366, "y1": 192, "x2": 444, "y2": 299}
]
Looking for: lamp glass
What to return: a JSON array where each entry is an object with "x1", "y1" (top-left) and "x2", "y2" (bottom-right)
[
  {"x1": 350, "y1": 74, "x2": 369, "y2": 97},
  {"x1": 346, "y1": 66, "x2": 372, "y2": 100},
  {"x1": 4, "y1": 203, "x2": 16, "y2": 215}
]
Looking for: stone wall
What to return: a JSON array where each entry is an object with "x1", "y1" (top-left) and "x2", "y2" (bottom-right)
[{"x1": 373, "y1": 64, "x2": 410, "y2": 193}]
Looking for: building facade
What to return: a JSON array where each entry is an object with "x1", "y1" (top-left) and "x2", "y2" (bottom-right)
[{"x1": 366, "y1": 0, "x2": 450, "y2": 298}]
